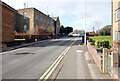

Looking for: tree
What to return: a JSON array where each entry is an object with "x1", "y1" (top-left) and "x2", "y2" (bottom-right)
[
  {"x1": 99, "y1": 25, "x2": 111, "y2": 36},
  {"x1": 64, "y1": 26, "x2": 73, "y2": 34},
  {"x1": 100, "y1": 31, "x2": 104, "y2": 36},
  {"x1": 59, "y1": 25, "x2": 73, "y2": 35},
  {"x1": 94, "y1": 21, "x2": 101, "y2": 33},
  {"x1": 104, "y1": 28, "x2": 111, "y2": 36},
  {"x1": 59, "y1": 25, "x2": 65, "y2": 35}
]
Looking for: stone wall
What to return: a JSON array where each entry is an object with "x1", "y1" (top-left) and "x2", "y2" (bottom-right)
[{"x1": 0, "y1": 2, "x2": 2, "y2": 44}]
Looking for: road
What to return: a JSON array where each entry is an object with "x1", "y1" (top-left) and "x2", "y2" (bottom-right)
[
  {"x1": 2, "y1": 37, "x2": 78, "y2": 80},
  {"x1": 1, "y1": 37, "x2": 112, "y2": 81}
]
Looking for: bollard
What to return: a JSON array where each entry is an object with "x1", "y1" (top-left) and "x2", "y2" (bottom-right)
[{"x1": 82, "y1": 36, "x2": 84, "y2": 43}]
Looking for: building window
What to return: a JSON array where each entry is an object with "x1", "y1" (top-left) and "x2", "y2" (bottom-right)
[
  {"x1": 50, "y1": 20, "x2": 52, "y2": 26},
  {"x1": 45, "y1": 18, "x2": 46, "y2": 24},
  {"x1": 24, "y1": 24, "x2": 27, "y2": 33},
  {"x1": 41, "y1": 16, "x2": 42, "y2": 22},
  {"x1": 116, "y1": 31, "x2": 120, "y2": 40},
  {"x1": 115, "y1": 8, "x2": 120, "y2": 21},
  {"x1": 36, "y1": 25, "x2": 38, "y2": 28},
  {"x1": 57, "y1": 25, "x2": 59, "y2": 28},
  {"x1": 48, "y1": 19, "x2": 49, "y2": 24},
  {"x1": 36, "y1": 13, "x2": 38, "y2": 21},
  {"x1": 23, "y1": 12, "x2": 27, "y2": 20},
  {"x1": 53, "y1": 21, "x2": 54, "y2": 26}
]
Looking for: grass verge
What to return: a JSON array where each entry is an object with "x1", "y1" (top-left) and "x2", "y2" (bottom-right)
[{"x1": 89, "y1": 36, "x2": 112, "y2": 46}]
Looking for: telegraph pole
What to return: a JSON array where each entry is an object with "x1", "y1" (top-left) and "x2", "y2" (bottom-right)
[{"x1": 84, "y1": 0, "x2": 86, "y2": 45}]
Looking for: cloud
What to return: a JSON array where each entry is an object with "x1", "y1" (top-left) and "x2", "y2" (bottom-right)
[
  {"x1": 3, "y1": 0, "x2": 111, "y2": 31},
  {"x1": 72, "y1": 2, "x2": 111, "y2": 30}
]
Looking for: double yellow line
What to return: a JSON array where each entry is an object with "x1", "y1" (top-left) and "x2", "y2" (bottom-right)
[{"x1": 39, "y1": 40, "x2": 77, "y2": 81}]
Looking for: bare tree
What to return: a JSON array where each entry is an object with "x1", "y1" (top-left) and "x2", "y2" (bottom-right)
[{"x1": 94, "y1": 20, "x2": 101, "y2": 34}]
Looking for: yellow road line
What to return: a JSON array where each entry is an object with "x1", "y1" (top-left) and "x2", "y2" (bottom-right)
[
  {"x1": 0, "y1": 48, "x2": 24, "y2": 55},
  {"x1": 44, "y1": 55, "x2": 64, "y2": 79},
  {"x1": 39, "y1": 40, "x2": 77, "y2": 80},
  {"x1": 40, "y1": 41, "x2": 75, "y2": 79},
  {"x1": 39, "y1": 45, "x2": 71, "y2": 80},
  {"x1": 44, "y1": 45, "x2": 72, "y2": 79}
]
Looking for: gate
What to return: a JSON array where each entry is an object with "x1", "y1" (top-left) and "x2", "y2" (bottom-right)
[{"x1": 108, "y1": 52, "x2": 112, "y2": 76}]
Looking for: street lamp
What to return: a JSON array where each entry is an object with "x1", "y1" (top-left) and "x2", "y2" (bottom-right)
[{"x1": 84, "y1": 0, "x2": 86, "y2": 45}]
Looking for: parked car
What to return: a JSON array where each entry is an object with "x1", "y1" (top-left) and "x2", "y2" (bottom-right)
[
  {"x1": 72, "y1": 34, "x2": 83, "y2": 37},
  {"x1": 79, "y1": 34, "x2": 83, "y2": 37},
  {"x1": 68, "y1": 34, "x2": 73, "y2": 37}
]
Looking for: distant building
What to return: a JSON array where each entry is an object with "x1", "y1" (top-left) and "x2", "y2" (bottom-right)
[
  {"x1": 72, "y1": 30, "x2": 85, "y2": 34},
  {"x1": 112, "y1": 1, "x2": 120, "y2": 51},
  {"x1": 17, "y1": 8, "x2": 55, "y2": 35},
  {"x1": 52, "y1": 17, "x2": 60, "y2": 35},
  {"x1": 0, "y1": 1, "x2": 16, "y2": 42}
]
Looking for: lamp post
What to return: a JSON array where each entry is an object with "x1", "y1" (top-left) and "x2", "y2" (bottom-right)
[{"x1": 84, "y1": 0, "x2": 86, "y2": 45}]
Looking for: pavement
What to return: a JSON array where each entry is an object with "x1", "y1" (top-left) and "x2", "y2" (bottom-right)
[{"x1": 56, "y1": 39, "x2": 112, "y2": 80}]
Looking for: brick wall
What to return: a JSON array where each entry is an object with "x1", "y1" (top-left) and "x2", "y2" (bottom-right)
[
  {"x1": 1, "y1": 4, "x2": 15, "y2": 42},
  {"x1": 0, "y1": 2, "x2": 2, "y2": 44},
  {"x1": 87, "y1": 41, "x2": 102, "y2": 71}
]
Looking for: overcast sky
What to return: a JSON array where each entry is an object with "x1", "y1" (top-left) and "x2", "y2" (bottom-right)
[{"x1": 3, "y1": 0, "x2": 112, "y2": 31}]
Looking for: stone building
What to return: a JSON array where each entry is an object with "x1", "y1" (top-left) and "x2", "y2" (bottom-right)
[
  {"x1": 112, "y1": 0, "x2": 120, "y2": 52},
  {"x1": 17, "y1": 8, "x2": 55, "y2": 35},
  {"x1": 15, "y1": 12, "x2": 30, "y2": 33},
  {"x1": 111, "y1": 0, "x2": 120, "y2": 80},
  {"x1": 52, "y1": 17, "x2": 60, "y2": 35},
  {"x1": 0, "y1": 1, "x2": 16, "y2": 42}
]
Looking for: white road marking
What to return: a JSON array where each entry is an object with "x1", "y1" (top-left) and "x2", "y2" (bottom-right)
[
  {"x1": 78, "y1": 45, "x2": 80, "y2": 46},
  {"x1": 77, "y1": 50, "x2": 83, "y2": 53},
  {"x1": 85, "y1": 52, "x2": 90, "y2": 61}
]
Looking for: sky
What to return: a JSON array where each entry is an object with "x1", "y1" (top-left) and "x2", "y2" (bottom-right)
[{"x1": 3, "y1": 0, "x2": 112, "y2": 32}]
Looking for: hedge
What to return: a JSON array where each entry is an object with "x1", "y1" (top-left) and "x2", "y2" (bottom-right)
[
  {"x1": 89, "y1": 38, "x2": 111, "y2": 49},
  {"x1": 95, "y1": 40, "x2": 111, "y2": 49}
]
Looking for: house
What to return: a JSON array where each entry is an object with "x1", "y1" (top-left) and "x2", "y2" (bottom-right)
[
  {"x1": 112, "y1": 0, "x2": 120, "y2": 51},
  {"x1": 111, "y1": 0, "x2": 120, "y2": 79},
  {"x1": 52, "y1": 17, "x2": 60, "y2": 35},
  {"x1": 17, "y1": 8, "x2": 55, "y2": 35},
  {"x1": 0, "y1": 1, "x2": 16, "y2": 43}
]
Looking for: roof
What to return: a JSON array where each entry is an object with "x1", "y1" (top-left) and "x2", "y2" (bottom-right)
[
  {"x1": 52, "y1": 17, "x2": 59, "y2": 21},
  {"x1": 18, "y1": 7, "x2": 54, "y2": 20},
  {"x1": 1, "y1": 1, "x2": 17, "y2": 12},
  {"x1": 17, "y1": 7, "x2": 35, "y2": 11},
  {"x1": 52, "y1": 17, "x2": 58, "y2": 21}
]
